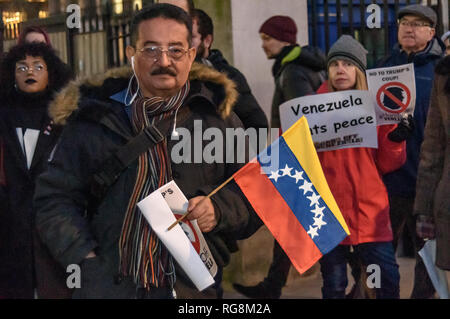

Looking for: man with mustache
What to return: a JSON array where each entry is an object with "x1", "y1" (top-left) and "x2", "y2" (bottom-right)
[
  {"x1": 378, "y1": 4, "x2": 445, "y2": 299},
  {"x1": 34, "y1": 4, "x2": 261, "y2": 299},
  {"x1": 151, "y1": 65, "x2": 177, "y2": 76}
]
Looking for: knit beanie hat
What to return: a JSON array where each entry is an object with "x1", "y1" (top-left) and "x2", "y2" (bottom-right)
[
  {"x1": 327, "y1": 35, "x2": 368, "y2": 71},
  {"x1": 259, "y1": 15, "x2": 297, "y2": 44}
]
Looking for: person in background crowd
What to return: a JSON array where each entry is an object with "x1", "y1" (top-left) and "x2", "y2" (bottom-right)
[
  {"x1": 0, "y1": 43, "x2": 73, "y2": 298},
  {"x1": 191, "y1": 8, "x2": 268, "y2": 131},
  {"x1": 233, "y1": 15, "x2": 326, "y2": 299},
  {"x1": 17, "y1": 26, "x2": 52, "y2": 47},
  {"x1": 316, "y1": 35, "x2": 407, "y2": 299},
  {"x1": 259, "y1": 15, "x2": 326, "y2": 130},
  {"x1": 33, "y1": 4, "x2": 261, "y2": 299},
  {"x1": 413, "y1": 55, "x2": 450, "y2": 276},
  {"x1": 378, "y1": 4, "x2": 445, "y2": 299},
  {"x1": 441, "y1": 31, "x2": 450, "y2": 56},
  {"x1": 157, "y1": 0, "x2": 194, "y2": 16}
]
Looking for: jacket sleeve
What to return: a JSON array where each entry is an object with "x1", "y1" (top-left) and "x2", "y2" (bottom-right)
[
  {"x1": 413, "y1": 78, "x2": 445, "y2": 217},
  {"x1": 376, "y1": 124, "x2": 406, "y2": 175},
  {"x1": 229, "y1": 70, "x2": 268, "y2": 131},
  {"x1": 0, "y1": 137, "x2": 6, "y2": 207},
  {"x1": 34, "y1": 122, "x2": 99, "y2": 267},
  {"x1": 0, "y1": 137, "x2": 8, "y2": 260},
  {"x1": 281, "y1": 64, "x2": 315, "y2": 101}
]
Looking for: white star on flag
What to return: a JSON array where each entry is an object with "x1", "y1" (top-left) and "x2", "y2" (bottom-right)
[
  {"x1": 299, "y1": 180, "x2": 313, "y2": 195},
  {"x1": 311, "y1": 204, "x2": 326, "y2": 218},
  {"x1": 292, "y1": 170, "x2": 304, "y2": 183},
  {"x1": 268, "y1": 170, "x2": 281, "y2": 182},
  {"x1": 313, "y1": 215, "x2": 327, "y2": 230},
  {"x1": 307, "y1": 225, "x2": 319, "y2": 239},
  {"x1": 280, "y1": 164, "x2": 293, "y2": 176},
  {"x1": 307, "y1": 192, "x2": 321, "y2": 207}
]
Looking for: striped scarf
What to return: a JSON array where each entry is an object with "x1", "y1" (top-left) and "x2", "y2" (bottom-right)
[{"x1": 119, "y1": 81, "x2": 190, "y2": 290}]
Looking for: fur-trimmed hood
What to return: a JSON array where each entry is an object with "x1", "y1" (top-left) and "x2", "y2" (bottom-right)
[{"x1": 49, "y1": 62, "x2": 238, "y2": 126}]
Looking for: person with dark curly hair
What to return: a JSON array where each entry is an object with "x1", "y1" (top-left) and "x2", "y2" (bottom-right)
[{"x1": 0, "y1": 42, "x2": 73, "y2": 298}]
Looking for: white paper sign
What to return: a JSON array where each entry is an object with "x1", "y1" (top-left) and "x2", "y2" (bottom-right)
[
  {"x1": 366, "y1": 63, "x2": 416, "y2": 125},
  {"x1": 418, "y1": 239, "x2": 449, "y2": 299},
  {"x1": 279, "y1": 90, "x2": 378, "y2": 152},
  {"x1": 137, "y1": 190, "x2": 215, "y2": 292},
  {"x1": 159, "y1": 181, "x2": 218, "y2": 277}
]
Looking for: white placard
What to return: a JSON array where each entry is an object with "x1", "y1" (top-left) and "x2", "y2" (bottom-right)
[
  {"x1": 366, "y1": 63, "x2": 416, "y2": 125},
  {"x1": 418, "y1": 239, "x2": 449, "y2": 299},
  {"x1": 279, "y1": 90, "x2": 378, "y2": 152},
  {"x1": 159, "y1": 181, "x2": 218, "y2": 277},
  {"x1": 137, "y1": 190, "x2": 215, "y2": 292}
]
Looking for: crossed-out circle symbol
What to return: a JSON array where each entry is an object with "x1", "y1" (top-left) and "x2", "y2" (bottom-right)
[
  {"x1": 174, "y1": 214, "x2": 201, "y2": 253},
  {"x1": 376, "y1": 82, "x2": 411, "y2": 114}
]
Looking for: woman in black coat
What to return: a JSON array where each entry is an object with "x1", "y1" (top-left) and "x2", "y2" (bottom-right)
[{"x1": 0, "y1": 43, "x2": 73, "y2": 298}]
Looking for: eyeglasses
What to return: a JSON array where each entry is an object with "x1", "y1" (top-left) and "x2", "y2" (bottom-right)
[
  {"x1": 137, "y1": 45, "x2": 189, "y2": 61},
  {"x1": 398, "y1": 20, "x2": 432, "y2": 28},
  {"x1": 15, "y1": 64, "x2": 46, "y2": 73}
]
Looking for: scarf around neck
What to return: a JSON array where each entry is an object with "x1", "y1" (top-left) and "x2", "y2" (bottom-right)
[{"x1": 119, "y1": 81, "x2": 190, "y2": 290}]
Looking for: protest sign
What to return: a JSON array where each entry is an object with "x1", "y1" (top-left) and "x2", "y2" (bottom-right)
[
  {"x1": 279, "y1": 90, "x2": 377, "y2": 152},
  {"x1": 418, "y1": 240, "x2": 449, "y2": 299},
  {"x1": 366, "y1": 63, "x2": 416, "y2": 125},
  {"x1": 158, "y1": 181, "x2": 218, "y2": 277},
  {"x1": 137, "y1": 183, "x2": 215, "y2": 291}
]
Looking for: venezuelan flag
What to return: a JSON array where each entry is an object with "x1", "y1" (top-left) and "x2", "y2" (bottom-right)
[{"x1": 234, "y1": 117, "x2": 350, "y2": 274}]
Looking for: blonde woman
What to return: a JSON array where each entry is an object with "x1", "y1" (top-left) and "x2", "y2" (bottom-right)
[{"x1": 316, "y1": 35, "x2": 409, "y2": 299}]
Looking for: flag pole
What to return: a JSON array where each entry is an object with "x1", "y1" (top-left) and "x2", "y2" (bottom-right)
[{"x1": 166, "y1": 173, "x2": 236, "y2": 231}]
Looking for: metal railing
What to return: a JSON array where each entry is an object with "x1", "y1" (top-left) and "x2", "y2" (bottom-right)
[{"x1": 1, "y1": 0, "x2": 152, "y2": 74}]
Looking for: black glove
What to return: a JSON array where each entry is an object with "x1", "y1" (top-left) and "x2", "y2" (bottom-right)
[{"x1": 388, "y1": 114, "x2": 415, "y2": 142}]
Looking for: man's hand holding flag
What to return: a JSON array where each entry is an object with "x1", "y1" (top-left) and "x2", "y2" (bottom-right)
[
  {"x1": 168, "y1": 116, "x2": 349, "y2": 274},
  {"x1": 232, "y1": 116, "x2": 350, "y2": 274}
]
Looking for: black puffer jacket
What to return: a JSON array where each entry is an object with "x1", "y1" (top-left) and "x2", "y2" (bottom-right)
[
  {"x1": 271, "y1": 45, "x2": 327, "y2": 128},
  {"x1": 0, "y1": 92, "x2": 72, "y2": 299},
  {"x1": 34, "y1": 64, "x2": 262, "y2": 298},
  {"x1": 207, "y1": 49, "x2": 268, "y2": 131}
]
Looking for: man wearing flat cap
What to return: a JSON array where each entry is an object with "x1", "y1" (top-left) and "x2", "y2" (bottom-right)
[{"x1": 378, "y1": 4, "x2": 445, "y2": 299}]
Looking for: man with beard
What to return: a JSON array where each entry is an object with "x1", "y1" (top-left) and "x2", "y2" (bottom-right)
[{"x1": 191, "y1": 8, "x2": 268, "y2": 131}]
